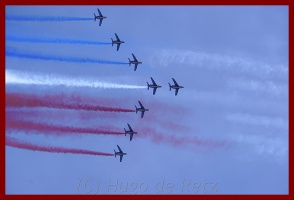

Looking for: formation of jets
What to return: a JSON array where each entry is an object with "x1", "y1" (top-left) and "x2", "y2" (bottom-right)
[
  {"x1": 146, "y1": 77, "x2": 184, "y2": 96},
  {"x1": 94, "y1": 8, "x2": 184, "y2": 162}
]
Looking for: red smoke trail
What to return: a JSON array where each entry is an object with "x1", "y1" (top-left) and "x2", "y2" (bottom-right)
[
  {"x1": 6, "y1": 93, "x2": 134, "y2": 112},
  {"x1": 6, "y1": 107, "x2": 123, "y2": 121},
  {"x1": 6, "y1": 118, "x2": 123, "y2": 136},
  {"x1": 136, "y1": 127, "x2": 228, "y2": 148},
  {"x1": 6, "y1": 107, "x2": 189, "y2": 133},
  {"x1": 6, "y1": 136, "x2": 113, "y2": 156}
]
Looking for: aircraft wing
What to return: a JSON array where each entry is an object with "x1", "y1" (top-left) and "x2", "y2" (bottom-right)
[
  {"x1": 175, "y1": 88, "x2": 179, "y2": 96},
  {"x1": 117, "y1": 43, "x2": 120, "y2": 51},
  {"x1": 130, "y1": 133, "x2": 133, "y2": 141},
  {"x1": 132, "y1": 53, "x2": 138, "y2": 61},
  {"x1": 138, "y1": 101, "x2": 144, "y2": 108},
  {"x1": 115, "y1": 33, "x2": 120, "y2": 41},
  {"x1": 120, "y1": 155, "x2": 123, "y2": 162},
  {"x1": 97, "y1": 8, "x2": 102, "y2": 16},
  {"x1": 141, "y1": 111, "x2": 145, "y2": 118},
  {"x1": 99, "y1": 19, "x2": 103, "y2": 26},
  {"x1": 150, "y1": 77, "x2": 156, "y2": 85},
  {"x1": 153, "y1": 88, "x2": 157, "y2": 95},
  {"x1": 172, "y1": 78, "x2": 179, "y2": 86},
  {"x1": 127, "y1": 123, "x2": 133, "y2": 132},
  {"x1": 117, "y1": 145, "x2": 122, "y2": 153},
  {"x1": 134, "y1": 64, "x2": 138, "y2": 71}
]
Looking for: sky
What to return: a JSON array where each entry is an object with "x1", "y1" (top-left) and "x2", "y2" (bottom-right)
[{"x1": 5, "y1": 6, "x2": 288, "y2": 194}]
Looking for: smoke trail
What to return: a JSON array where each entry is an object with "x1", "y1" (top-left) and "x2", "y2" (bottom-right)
[
  {"x1": 225, "y1": 113, "x2": 288, "y2": 130},
  {"x1": 6, "y1": 107, "x2": 123, "y2": 122},
  {"x1": 5, "y1": 92, "x2": 191, "y2": 133},
  {"x1": 6, "y1": 136, "x2": 113, "y2": 156},
  {"x1": 6, "y1": 93, "x2": 135, "y2": 113},
  {"x1": 150, "y1": 49, "x2": 288, "y2": 79},
  {"x1": 6, "y1": 118, "x2": 123, "y2": 136},
  {"x1": 6, "y1": 69, "x2": 146, "y2": 89},
  {"x1": 6, "y1": 35, "x2": 111, "y2": 45},
  {"x1": 6, "y1": 16, "x2": 93, "y2": 21},
  {"x1": 229, "y1": 133, "x2": 287, "y2": 159},
  {"x1": 226, "y1": 77, "x2": 288, "y2": 97},
  {"x1": 6, "y1": 50, "x2": 128, "y2": 65}
]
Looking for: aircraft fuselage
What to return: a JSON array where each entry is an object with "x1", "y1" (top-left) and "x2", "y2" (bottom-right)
[
  {"x1": 171, "y1": 85, "x2": 184, "y2": 89},
  {"x1": 125, "y1": 131, "x2": 137, "y2": 135},
  {"x1": 137, "y1": 108, "x2": 149, "y2": 112},
  {"x1": 116, "y1": 152, "x2": 127, "y2": 156},
  {"x1": 114, "y1": 41, "x2": 124, "y2": 44},
  {"x1": 131, "y1": 61, "x2": 142, "y2": 64},
  {"x1": 96, "y1": 16, "x2": 107, "y2": 19},
  {"x1": 149, "y1": 85, "x2": 162, "y2": 88}
]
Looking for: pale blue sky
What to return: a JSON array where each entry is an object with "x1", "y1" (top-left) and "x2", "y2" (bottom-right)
[{"x1": 5, "y1": 6, "x2": 288, "y2": 194}]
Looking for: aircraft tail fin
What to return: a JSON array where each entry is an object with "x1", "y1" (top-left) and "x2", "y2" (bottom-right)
[
  {"x1": 114, "y1": 150, "x2": 116, "y2": 157},
  {"x1": 168, "y1": 83, "x2": 171, "y2": 91},
  {"x1": 124, "y1": 128, "x2": 126, "y2": 136},
  {"x1": 147, "y1": 82, "x2": 149, "y2": 90},
  {"x1": 94, "y1": 13, "x2": 96, "y2": 21},
  {"x1": 111, "y1": 38, "x2": 114, "y2": 46},
  {"x1": 135, "y1": 105, "x2": 137, "y2": 113},
  {"x1": 128, "y1": 58, "x2": 131, "y2": 66}
]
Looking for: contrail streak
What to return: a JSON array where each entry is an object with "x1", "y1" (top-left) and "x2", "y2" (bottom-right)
[
  {"x1": 6, "y1": 118, "x2": 123, "y2": 136},
  {"x1": 6, "y1": 35, "x2": 111, "y2": 45},
  {"x1": 6, "y1": 93, "x2": 135, "y2": 113},
  {"x1": 6, "y1": 50, "x2": 128, "y2": 65},
  {"x1": 6, "y1": 69, "x2": 146, "y2": 89},
  {"x1": 6, "y1": 16, "x2": 93, "y2": 21},
  {"x1": 6, "y1": 136, "x2": 114, "y2": 156}
]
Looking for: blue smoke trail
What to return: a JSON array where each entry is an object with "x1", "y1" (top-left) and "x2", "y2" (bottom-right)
[
  {"x1": 6, "y1": 16, "x2": 93, "y2": 22},
  {"x1": 6, "y1": 50, "x2": 128, "y2": 65},
  {"x1": 6, "y1": 35, "x2": 111, "y2": 45}
]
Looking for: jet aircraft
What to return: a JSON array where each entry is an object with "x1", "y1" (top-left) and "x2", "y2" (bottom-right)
[
  {"x1": 168, "y1": 78, "x2": 184, "y2": 96},
  {"x1": 135, "y1": 101, "x2": 149, "y2": 118},
  {"x1": 124, "y1": 123, "x2": 137, "y2": 141},
  {"x1": 111, "y1": 33, "x2": 125, "y2": 51},
  {"x1": 114, "y1": 145, "x2": 127, "y2": 162},
  {"x1": 94, "y1": 8, "x2": 107, "y2": 26},
  {"x1": 147, "y1": 77, "x2": 162, "y2": 95},
  {"x1": 128, "y1": 53, "x2": 142, "y2": 71}
]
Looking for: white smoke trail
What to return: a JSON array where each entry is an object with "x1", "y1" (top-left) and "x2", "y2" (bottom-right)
[
  {"x1": 225, "y1": 113, "x2": 288, "y2": 130},
  {"x1": 226, "y1": 78, "x2": 288, "y2": 97},
  {"x1": 229, "y1": 133, "x2": 288, "y2": 161},
  {"x1": 5, "y1": 69, "x2": 146, "y2": 89},
  {"x1": 149, "y1": 49, "x2": 288, "y2": 79}
]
